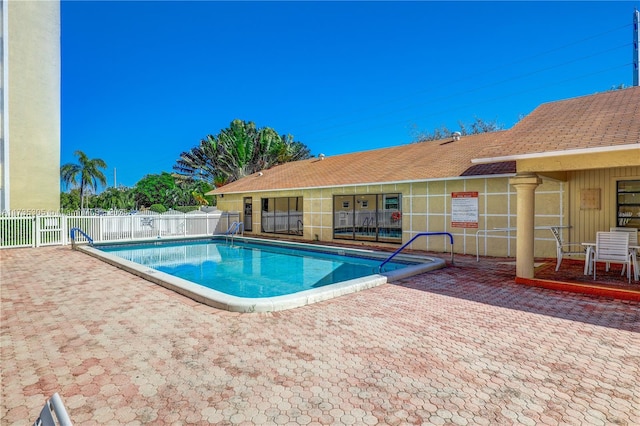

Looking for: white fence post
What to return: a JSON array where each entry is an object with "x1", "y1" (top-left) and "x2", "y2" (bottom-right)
[
  {"x1": 62, "y1": 214, "x2": 68, "y2": 245},
  {"x1": 34, "y1": 215, "x2": 40, "y2": 248}
]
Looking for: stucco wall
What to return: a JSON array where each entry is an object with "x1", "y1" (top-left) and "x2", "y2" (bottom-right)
[
  {"x1": 217, "y1": 175, "x2": 566, "y2": 259},
  {"x1": 5, "y1": 1, "x2": 60, "y2": 210}
]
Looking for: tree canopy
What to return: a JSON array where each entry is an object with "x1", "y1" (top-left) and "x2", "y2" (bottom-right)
[
  {"x1": 133, "y1": 172, "x2": 213, "y2": 209},
  {"x1": 134, "y1": 172, "x2": 177, "y2": 208},
  {"x1": 174, "y1": 119, "x2": 312, "y2": 186},
  {"x1": 412, "y1": 117, "x2": 504, "y2": 143}
]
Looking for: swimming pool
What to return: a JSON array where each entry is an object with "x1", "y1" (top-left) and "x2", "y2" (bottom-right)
[{"x1": 79, "y1": 237, "x2": 445, "y2": 312}]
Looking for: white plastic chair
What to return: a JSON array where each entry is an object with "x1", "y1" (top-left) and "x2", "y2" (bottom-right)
[
  {"x1": 610, "y1": 227, "x2": 638, "y2": 278},
  {"x1": 549, "y1": 226, "x2": 584, "y2": 271},
  {"x1": 592, "y1": 232, "x2": 632, "y2": 283},
  {"x1": 33, "y1": 393, "x2": 72, "y2": 426},
  {"x1": 610, "y1": 227, "x2": 638, "y2": 245}
]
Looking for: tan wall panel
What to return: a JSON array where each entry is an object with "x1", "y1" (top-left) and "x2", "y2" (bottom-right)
[
  {"x1": 411, "y1": 197, "x2": 427, "y2": 212},
  {"x1": 464, "y1": 179, "x2": 485, "y2": 192},
  {"x1": 445, "y1": 180, "x2": 465, "y2": 193},
  {"x1": 426, "y1": 181, "x2": 446, "y2": 195},
  {"x1": 486, "y1": 194, "x2": 509, "y2": 215},
  {"x1": 309, "y1": 198, "x2": 322, "y2": 213},
  {"x1": 486, "y1": 178, "x2": 511, "y2": 193},
  {"x1": 410, "y1": 214, "x2": 427, "y2": 231},
  {"x1": 406, "y1": 237, "x2": 427, "y2": 251},
  {"x1": 427, "y1": 196, "x2": 446, "y2": 213},
  {"x1": 509, "y1": 196, "x2": 518, "y2": 213},
  {"x1": 218, "y1": 195, "x2": 242, "y2": 213},
  {"x1": 320, "y1": 197, "x2": 333, "y2": 212},
  {"x1": 485, "y1": 216, "x2": 511, "y2": 229},
  {"x1": 427, "y1": 215, "x2": 445, "y2": 231},
  {"x1": 394, "y1": 183, "x2": 410, "y2": 194},
  {"x1": 536, "y1": 192, "x2": 561, "y2": 216}
]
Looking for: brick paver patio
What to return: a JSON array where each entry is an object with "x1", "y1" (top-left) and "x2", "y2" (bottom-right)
[{"x1": 2, "y1": 246, "x2": 639, "y2": 425}]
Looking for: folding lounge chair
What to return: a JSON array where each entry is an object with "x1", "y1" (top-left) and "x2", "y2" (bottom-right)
[
  {"x1": 550, "y1": 226, "x2": 584, "y2": 271},
  {"x1": 33, "y1": 393, "x2": 72, "y2": 426}
]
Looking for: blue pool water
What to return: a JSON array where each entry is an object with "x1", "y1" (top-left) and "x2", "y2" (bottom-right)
[{"x1": 99, "y1": 239, "x2": 412, "y2": 298}]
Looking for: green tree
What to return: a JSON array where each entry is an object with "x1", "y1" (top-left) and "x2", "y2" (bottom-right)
[
  {"x1": 168, "y1": 175, "x2": 215, "y2": 207},
  {"x1": 60, "y1": 189, "x2": 80, "y2": 212},
  {"x1": 174, "y1": 119, "x2": 312, "y2": 185},
  {"x1": 94, "y1": 186, "x2": 136, "y2": 210},
  {"x1": 412, "y1": 117, "x2": 504, "y2": 143},
  {"x1": 134, "y1": 172, "x2": 177, "y2": 208},
  {"x1": 181, "y1": 178, "x2": 214, "y2": 206},
  {"x1": 60, "y1": 150, "x2": 108, "y2": 210}
]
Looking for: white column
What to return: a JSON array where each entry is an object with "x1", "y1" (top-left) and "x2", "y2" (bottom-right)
[{"x1": 509, "y1": 173, "x2": 542, "y2": 278}]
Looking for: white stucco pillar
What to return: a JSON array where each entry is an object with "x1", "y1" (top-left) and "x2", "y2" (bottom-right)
[{"x1": 509, "y1": 172, "x2": 542, "y2": 278}]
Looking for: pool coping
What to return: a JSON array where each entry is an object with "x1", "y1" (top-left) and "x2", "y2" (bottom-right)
[{"x1": 76, "y1": 236, "x2": 445, "y2": 312}]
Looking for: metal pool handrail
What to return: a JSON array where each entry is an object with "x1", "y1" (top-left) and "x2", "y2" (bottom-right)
[
  {"x1": 379, "y1": 232, "x2": 454, "y2": 272},
  {"x1": 224, "y1": 222, "x2": 244, "y2": 235},
  {"x1": 70, "y1": 227, "x2": 94, "y2": 246},
  {"x1": 225, "y1": 222, "x2": 244, "y2": 244}
]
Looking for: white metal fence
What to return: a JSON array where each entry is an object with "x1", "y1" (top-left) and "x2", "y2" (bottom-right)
[{"x1": 0, "y1": 210, "x2": 241, "y2": 249}]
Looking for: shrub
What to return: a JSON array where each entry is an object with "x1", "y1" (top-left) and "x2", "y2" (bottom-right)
[
  {"x1": 174, "y1": 206, "x2": 200, "y2": 213},
  {"x1": 149, "y1": 204, "x2": 167, "y2": 213}
]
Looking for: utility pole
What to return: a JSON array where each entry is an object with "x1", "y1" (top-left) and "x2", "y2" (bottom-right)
[{"x1": 634, "y1": 8, "x2": 639, "y2": 86}]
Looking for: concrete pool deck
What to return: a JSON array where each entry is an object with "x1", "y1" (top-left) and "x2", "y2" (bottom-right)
[{"x1": 2, "y1": 246, "x2": 639, "y2": 424}]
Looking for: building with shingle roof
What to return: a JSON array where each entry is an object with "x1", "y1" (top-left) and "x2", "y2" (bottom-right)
[
  {"x1": 212, "y1": 131, "x2": 513, "y2": 194},
  {"x1": 212, "y1": 87, "x2": 640, "y2": 279},
  {"x1": 476, "y1": 87, "x2": 640, "y2": 160}
]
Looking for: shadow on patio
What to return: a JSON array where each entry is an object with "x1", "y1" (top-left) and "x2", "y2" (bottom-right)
[{"x1": 391, "y1": 253, "x2": 640, "y2": 332}]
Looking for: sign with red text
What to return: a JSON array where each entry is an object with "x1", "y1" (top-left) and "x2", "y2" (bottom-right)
[{"x1": 451, "y1": 192, "x2": 479, "y2": 228}]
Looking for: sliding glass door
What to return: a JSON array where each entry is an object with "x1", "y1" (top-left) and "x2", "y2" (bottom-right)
[{"x1": 333, "y1": 193, "x2": 401, "y2": 243}]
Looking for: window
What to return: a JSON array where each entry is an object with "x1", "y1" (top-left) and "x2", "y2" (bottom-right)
[
  {"x1": 384, "y1": 195, "x2": 399, "y2": 210},
  {"x1": 333, "y1": 193, "x2": 402, "y2": 243},
  {"x1": 261, "y1": 197, "x2": 303, "y2": 235},
  {"x1": 617, "y1": 180, "x2": 640, "y2": 228}
]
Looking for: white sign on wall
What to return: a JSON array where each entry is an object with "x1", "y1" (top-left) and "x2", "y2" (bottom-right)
[{"x1": 451, "y1": 192, "x2": 479, "y2": 228}]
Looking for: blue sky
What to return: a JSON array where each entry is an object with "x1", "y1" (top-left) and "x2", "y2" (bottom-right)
[{"x1": 61, "y1": 1, "x2": 638, "y2": 188}]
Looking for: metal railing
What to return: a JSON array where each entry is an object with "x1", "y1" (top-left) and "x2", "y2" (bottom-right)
[
  {"x1": 70, "y1": 227, "x2": 94, "y2": 246},
  {"x1": 379, "y1": 232, "x2": 454, "y2": 272},
  {"x1": 224, "y1": 221, "x2": 244, "y2": 244}
]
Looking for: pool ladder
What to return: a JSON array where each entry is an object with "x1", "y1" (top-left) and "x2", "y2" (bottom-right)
[
  {"x1": 379, "y1": 232, "x2": 454, "y2": 273},
  {"x1": 224, "y1": 222, "x2": 244, "y2": 244}
]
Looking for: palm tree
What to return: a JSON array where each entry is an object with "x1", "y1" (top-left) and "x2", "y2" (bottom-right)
[
  {"x1": 60, "y1": 150, "x2": 107, "y2": 211},
  {"x1": 174, "y1": 119, "x2": 311, "y2": 186}
]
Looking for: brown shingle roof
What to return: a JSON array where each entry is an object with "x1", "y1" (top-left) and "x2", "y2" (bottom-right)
[
  {"x1": 475, "y1": 86, "x2": 640, "y2": 160},
  {"x1": 212, "y1": 132, "x2": 509, "y2": 194},
  {"x1": 212, "y1": 87, "x2": 639, "y2": 195}
]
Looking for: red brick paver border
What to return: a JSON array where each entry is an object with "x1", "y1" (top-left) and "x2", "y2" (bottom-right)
[{"x1": 2, "y1": 247, "x2": 639, "y2": 425}]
